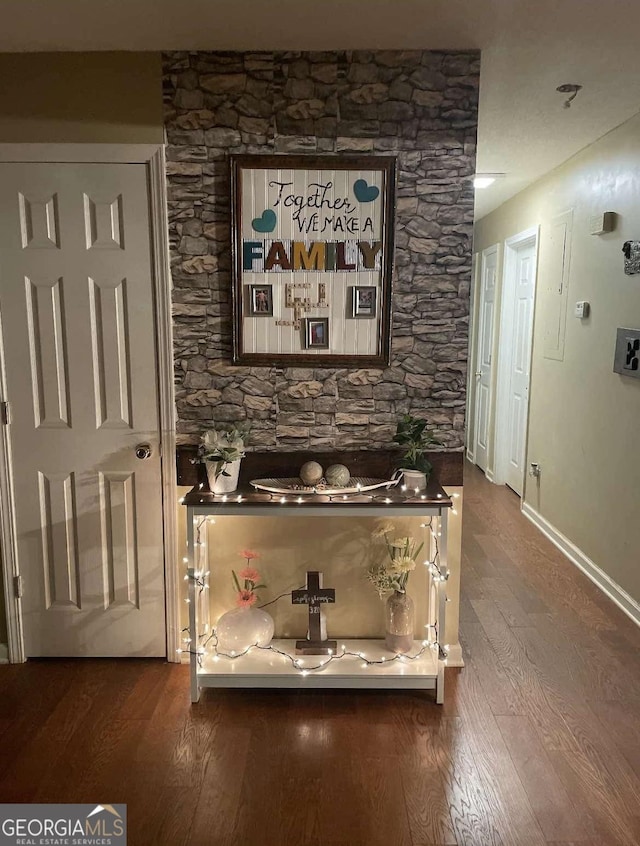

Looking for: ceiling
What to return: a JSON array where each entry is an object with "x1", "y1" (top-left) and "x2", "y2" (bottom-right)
[{"x1": 1, "y1": 0, "x2": 639, "y2": 218}]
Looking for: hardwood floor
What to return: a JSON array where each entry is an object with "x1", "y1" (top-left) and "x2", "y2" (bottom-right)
[{"x1": 1, "y1": 463, "x2": 639, "y2": 845}]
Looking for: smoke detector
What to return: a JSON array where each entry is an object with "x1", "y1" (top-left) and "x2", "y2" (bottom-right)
[{"x1": 556, "y1": 83, "x2": 583, "y2": 109}]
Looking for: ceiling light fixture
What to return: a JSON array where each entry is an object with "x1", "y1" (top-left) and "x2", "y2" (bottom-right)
[
  {"x1": 473, "y1": 173, "x2": 504, "y2": 190},
  {"x1": 473, "y1": 176, "x2": 496, "y2": 189},
  {"x1": 556, "y1": 83, "x2": 582, "y2": 109}
]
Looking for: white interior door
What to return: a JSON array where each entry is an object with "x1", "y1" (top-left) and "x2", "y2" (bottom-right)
[
  {"x1": 0, "y1": 162, "x2": 166, "y2": 657},
  {"x1": 474, "y1": 246, "x2": 497, "y2": 473},
  {"x1": 504, "y1": 239, "x2": 536, "y2": 495}
]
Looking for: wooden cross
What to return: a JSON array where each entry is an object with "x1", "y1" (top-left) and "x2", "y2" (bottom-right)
[{"x1": 292, "y1": 571, "x2": 337, "y2": 655}]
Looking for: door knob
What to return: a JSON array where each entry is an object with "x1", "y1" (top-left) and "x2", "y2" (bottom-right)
[
  {"x1": 475, "y1": 371, "x2": 482, "y2": 377},
  {"x1": 135, "y1": 443, "x2": 152, "y2": 460}
]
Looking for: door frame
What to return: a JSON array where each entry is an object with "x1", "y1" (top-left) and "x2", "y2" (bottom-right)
[
  {"x1": 493, "y1": 226, "x2": 539, "y2": 488},
  {"x1": 0, "y1": 144, "x2": 179, "y2": 663},
  {"x1": 472, "y1": 243, "x2": 499, "y2": 478},
  {"x1": 465, "y1": 251, "x2": 480, "y2": 464}
]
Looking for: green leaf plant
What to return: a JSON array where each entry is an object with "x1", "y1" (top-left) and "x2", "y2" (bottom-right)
[{"x1": 393, "y1": 414, "x2": 442, "y2": 476}]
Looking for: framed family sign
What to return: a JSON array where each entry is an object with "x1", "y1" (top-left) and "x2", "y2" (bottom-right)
[{"x1": 231, "y1": 154, "x2": 396, "y2": 366}]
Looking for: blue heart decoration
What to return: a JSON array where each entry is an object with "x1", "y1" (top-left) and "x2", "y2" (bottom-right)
[
  {"x1": 353, "y1": 179, "x2": 380, "y2": 203},
  {"x1": 252, "y1": 209, "x2": 277, "y2": 233}
]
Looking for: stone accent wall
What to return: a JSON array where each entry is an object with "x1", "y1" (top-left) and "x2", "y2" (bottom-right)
[{"x1": 163, "y1": 50, "x2": 478, "y2": 451}]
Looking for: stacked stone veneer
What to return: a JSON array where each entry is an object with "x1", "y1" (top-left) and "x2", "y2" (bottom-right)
[{"x1": 163, "y1": 50, "x2": 478, "y2": 450}]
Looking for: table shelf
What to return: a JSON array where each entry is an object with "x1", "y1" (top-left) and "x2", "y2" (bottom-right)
[{"x1": 197, "y1": 638, "x2": 442, "y2": 692}]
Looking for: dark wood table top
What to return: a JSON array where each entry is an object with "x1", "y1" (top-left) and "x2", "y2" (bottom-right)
[{"x1": 182, "y1": 477, "x2": 452, "y2": 509}]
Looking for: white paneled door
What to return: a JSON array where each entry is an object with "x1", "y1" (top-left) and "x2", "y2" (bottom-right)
[
  {"x1": 474, "y1": 246, "x2": 497, "y2": 473},
  {"x1": 0, "y1": 163, "x2": 166, "y2": 657},
  {"x1": 505, "y1": 240, "x2": 536, "y2": 495}
]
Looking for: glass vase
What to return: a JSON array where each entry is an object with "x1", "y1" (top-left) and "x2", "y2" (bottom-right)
[
  {"x1": 385, "y1": 590, "x2": 414, "y2": 653},
  {"x1": 216, "y1": 606, "x2": 274, "y2": 653}
]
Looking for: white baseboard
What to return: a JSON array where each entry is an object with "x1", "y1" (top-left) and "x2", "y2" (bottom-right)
[
  {"x1": 522, "y1": 502, "x2": 640, "y2": 628},
  {"x1": 466, "y1": 448, "x2": 475, "y2": 464},
  {"x1": 485, "y1": 467, "x2": 495, "y2": 483},
  {"x1": 0, "y1": 643, "x2": 8, "y2": 664},
  {"x1": 444, "y1": 641, "x2": 464, "y2": 668}
]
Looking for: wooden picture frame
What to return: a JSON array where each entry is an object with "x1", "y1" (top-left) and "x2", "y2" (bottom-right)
[{"x1": 231, "y1": 154, "x2": 396, "y2": 366}]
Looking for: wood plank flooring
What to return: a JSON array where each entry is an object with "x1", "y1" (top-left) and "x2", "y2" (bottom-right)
[{"x1": 1, "y1": 463, "x2": 639, "y2": 846}]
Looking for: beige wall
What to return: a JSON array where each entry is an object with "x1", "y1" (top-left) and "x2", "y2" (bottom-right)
[
  {"x1": 0, "y1": 52, "x2": 163, "y2": 143},
  {"x1": 474, "y1": 112, "x2": 640, "y2": 604}
]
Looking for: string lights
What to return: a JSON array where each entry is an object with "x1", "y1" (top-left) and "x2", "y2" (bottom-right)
[
  {"x1": 189, "y1": 486, "x2": 459, "y2": 507},
  {"x1": 202, "y1": 629, "x2": 439, "y2": 672},
  {"x1": 179, "y1": 507, "x2": 451, "y2": 671}
]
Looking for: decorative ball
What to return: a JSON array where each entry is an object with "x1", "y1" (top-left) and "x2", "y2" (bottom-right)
[
  {"x1": 300, "y1": 460, "x2": 324, "y2": 485},
  {"x1": 325, "y1": 463, "x2": 351, "y2": 487}
]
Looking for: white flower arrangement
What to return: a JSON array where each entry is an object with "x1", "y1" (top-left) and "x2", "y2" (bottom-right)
[{"x1": 367, "y1": 522, "x2": 424, "y2": 597}]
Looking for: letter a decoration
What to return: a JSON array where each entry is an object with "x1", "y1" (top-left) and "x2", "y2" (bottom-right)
[{"x1": 231, "y1": 154, "x2": 396, "y2": 366}]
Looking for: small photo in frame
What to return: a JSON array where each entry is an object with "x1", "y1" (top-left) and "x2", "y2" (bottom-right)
[
  {"x1": 350, "y1": 285, "x2": 377, "y2": 318},
  {"x1": 303, "y1": 317, "x2": 329, "y2": 349},
  {"x1": 248, "y1": 284, "x2": 273, "y2": 316}
]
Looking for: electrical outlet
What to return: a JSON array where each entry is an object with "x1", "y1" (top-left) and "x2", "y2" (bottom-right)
[
  {"x1": 613, "y1": 328, "x2": 640, "y2": 378},
  {"x1": 574, "y1": 301, "x2": 590, "y2": 319}
]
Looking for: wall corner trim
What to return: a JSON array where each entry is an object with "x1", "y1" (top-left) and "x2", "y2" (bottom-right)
[{"x1": 522, "y1": 502, "x2": 640, "y2": 628}]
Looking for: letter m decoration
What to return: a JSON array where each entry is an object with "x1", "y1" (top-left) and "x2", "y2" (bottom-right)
[{"x1": 292, "y1": 241, "x2": 326, "y2": 271}]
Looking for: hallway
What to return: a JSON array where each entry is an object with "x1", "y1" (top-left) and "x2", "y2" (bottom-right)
[
  {"x1": 457, "y1": 463, "x2": 640, "y2": 846},
  {"x1": 0, "y1": 464, "x2": 638, "y2": 846}
]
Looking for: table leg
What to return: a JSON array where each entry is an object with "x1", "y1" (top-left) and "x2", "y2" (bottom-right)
[{"x1": 187, "y1": 510, "x2": 200, "y2": 703}]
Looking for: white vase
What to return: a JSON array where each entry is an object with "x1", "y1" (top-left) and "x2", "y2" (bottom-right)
[
  {"x1": 206, "y1": 458, "x2": 241, "y2": 494},
  {"x1": 216, "y1": 606, "x2": 275, "y2": 653},
  {"x1": 400, "y1": 468, "x2": 427, "y2": 491}
]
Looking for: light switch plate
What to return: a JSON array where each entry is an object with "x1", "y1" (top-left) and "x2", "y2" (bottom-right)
[
  {"x1": 613, "y1": 328, "x2": 640, "y2": 378},
  {"x1": 574, "y1": 301, "x2": 590, "y2": 318}
]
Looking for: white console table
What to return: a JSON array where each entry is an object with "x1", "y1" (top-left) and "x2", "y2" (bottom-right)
[{"x1": 182, "y1": 483, "x2": 452, "y2": 704}]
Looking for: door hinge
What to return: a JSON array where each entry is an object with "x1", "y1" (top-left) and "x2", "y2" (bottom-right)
[
  {"x1": 1, "y1": 401, "x2": 10, "y2": 425},
  {"x1": 13, "y1": 575, "x2": 23, "y2": 599}
]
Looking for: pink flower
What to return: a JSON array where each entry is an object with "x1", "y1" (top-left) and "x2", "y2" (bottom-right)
[
  {"x1": 239, "y1": 549, "x2": 260, "y2": 561},
  {"x1": 239, "y1": 566, "x2": 260, "y2": 583},
  {"x1": 236, "y1": 589, "x2": 257, "y2": 608}
]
